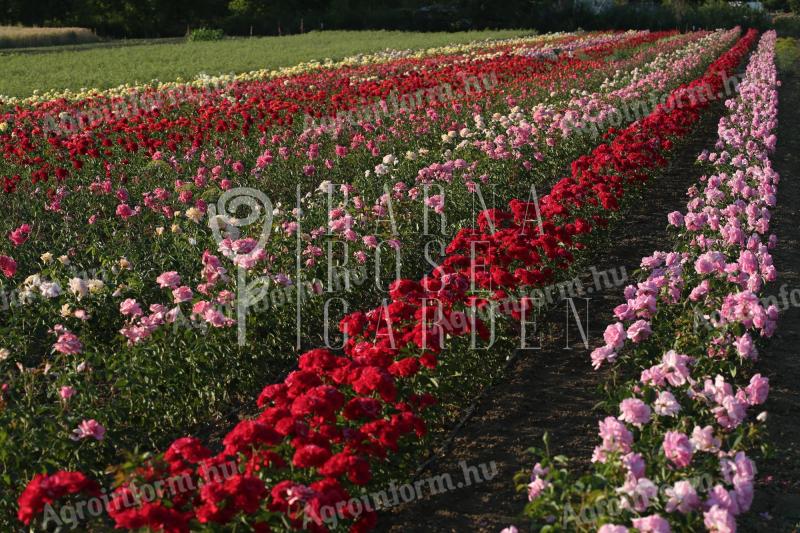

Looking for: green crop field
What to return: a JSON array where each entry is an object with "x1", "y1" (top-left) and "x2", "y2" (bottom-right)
[{"x1": 0, "y1": 29, "x2": 530, "y2": 98}]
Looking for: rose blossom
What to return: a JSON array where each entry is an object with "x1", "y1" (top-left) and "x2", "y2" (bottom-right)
[
  {"x1": 156, "y1": 271, "x2": 181, "y2": 289},
  {"x1": 665, "y1": 480, "x2": 699, "y2": 513},
  {"x1": 119, "y1": 298, "x2": 143, "y2": 317},
  {"x1": 618, "y1": 398, "x2": 651, "y2": 427},
  {"x1": 626, "y1": 320, "x2": 652, "y2": 343},
  {"x1": 70, "y1": 419, "x2": 106, "y2": 441},
  {"x1": 662, "y1": 431, "x2": 693, "y2": 468}
]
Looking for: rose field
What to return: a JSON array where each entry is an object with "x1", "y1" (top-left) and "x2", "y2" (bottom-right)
[{"x1": 1, "y1": 23, "x2": 800, "y2": 533}]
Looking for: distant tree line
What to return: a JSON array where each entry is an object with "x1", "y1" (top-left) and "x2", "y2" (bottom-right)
[{"x1": 0, "y1": 0, "x2": 793, "y2": 39}]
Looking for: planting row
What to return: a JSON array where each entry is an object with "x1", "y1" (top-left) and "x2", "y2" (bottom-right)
[{"x1": 518, "y1": 30, "x2": 780, "y2": 533}]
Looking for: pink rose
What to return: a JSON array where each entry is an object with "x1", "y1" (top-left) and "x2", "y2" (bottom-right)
[
  {"x1": 603, "y1": 322, "x2": 626, "y2": 349},
  {"x1": 172, "y1": 286, "x2": 194, "y2": 303},
  {"x1": 59, "y1": 386, "x2": 77, "y2": 400},
  {"x1": 54, "y1": 331, "x2": 83, "y2": 355},
  {"x1": 665, "y1": 480, "x2": 699, "y2": 513},
  {"x1": 632, "y1": 514, "x2": 671, "y2": 533},
  {"x1": 156, "y1": 271, "x2": 181, "y2": 289},
  {"x1": 703, "y1": 505, "x2": 736, "y2": 533},
  {"x1": 598, "y1": 526, "x2": 628, "y2": 533},
  {"x1": 745, "y1": 373, "x2": 769, "y2": 405},
  {"x1": 0, "y1": 255, "x2": 17, "y2": 278},
  {"x1": 618, "y1": 397, "x2": 651, "y2": 427},
  {"x1": 70, "y1": 419, "x2": 106, "y2": 441},
  {"x1": 666, "y1": 211, "x2": 684, "y2": 227},
  {"x1": 115, "y1": 203, "x2": 135, "y2": 219},
  {"x1": 662, "y1": 431, "x2": 693, "y2": 468},
  {"x1": 119, "y1": 298, "x2": 143, "y2": 317},
  {"x1": 626, "y1": 320, "x2": 652, "y2": 343},
  {"x1": 9, "y1": 224, "x2": 31, "y2": 246}
]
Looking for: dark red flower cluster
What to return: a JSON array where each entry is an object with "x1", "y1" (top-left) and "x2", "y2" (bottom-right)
[{"x1": 17, "y1": 471, "x2": 100, "y2": 525}]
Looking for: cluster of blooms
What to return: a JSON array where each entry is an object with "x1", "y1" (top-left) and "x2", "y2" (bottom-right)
[
  {"x1": 1, "y1": 33, "x2": 665, "y2": 344},
  {"x1": 2, "y1": 31, "x2": 691, "y2": 526},
  {"x1": 171, "y1": 32, "x2": 719, "y2": 303},
  {"x1": 520, "y1": 30, "x2": 778, "y2": 532},
  {"x1": 14, "y1": 30, "x2": 759, "y2": 532},
  {"x1": 0, "y1": 32, "x2": 604, "y2": 194},
  {"x1": 469, "y1": 29, "x2": 738, "y2": 161},
  {"x1": 86, "y1": 30, "x2": 688, "y2": 345}
]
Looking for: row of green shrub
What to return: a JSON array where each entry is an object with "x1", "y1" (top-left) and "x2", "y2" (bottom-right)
[{"x1": 4, "y1": 0, "x2": 800, "y2": 40}]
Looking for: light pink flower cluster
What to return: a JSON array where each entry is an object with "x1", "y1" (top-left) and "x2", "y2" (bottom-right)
[{"x1": 544, "y1": 31, "x2": 779, "y2": 532}]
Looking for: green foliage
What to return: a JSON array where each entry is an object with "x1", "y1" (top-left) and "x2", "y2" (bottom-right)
[
  {"x1": 187, "y1": 27, "x2": 224, "y2": 41},
  {"x1": 776, "y1": 36, "x2": 800, "y2": 71},
  {"x1": 773, "y1": 13, "x2": 800, "y2": 37}
]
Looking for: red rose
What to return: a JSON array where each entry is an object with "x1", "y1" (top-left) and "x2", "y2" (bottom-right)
[{"x1": 292, "y1": 444, "x2": 331, "y2": 468}]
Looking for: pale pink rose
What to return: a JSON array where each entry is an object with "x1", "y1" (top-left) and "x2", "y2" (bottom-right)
[
  {"x1": 618, "y1": 476, "x2": 657, "y2": 512},
  {"x1": 156, "y1": 271, "x2": 181, "y2": 289},
  {"x1": 598, "y1": 526, "x2": 628, "y2": 533},
  {"x1": 603, "y1": 322, "x2": 626, "y2": 349},
  {"x1": 665, "y1": 480, "x2": 699, "y2": 513},
  {"x1": 631, "y1": 514, "x2": 671, "y2": 533},
  {"x1": 626, "y1": 320, "x2": 652, "y2": 343},
  {"x1": 531, "y1": 462, "x2": 548, "y2": 478},
  {"x1": 666, "y1": 211, "x2": 684, "y2": 227},
  {"x1": 424, "y1": 194, "x2": 445, "y2": 214},
  {"x1": 622, "y1": 452, "x2": 645, "y2": 479},
  {"x1": 591, "y1": 345, "x2": 616, "y2": 369},
  {"x1": 738, "y1": 250, "x2": 758, "y2": 275},
  {"x1": 203, "y1": 308, "x2": 230, "y2": 328},
  {"x1": 172, "y1": 286, "x2": 194, "y2": 303},
  {"x1": 653, "y1": 390, "x2": 681, "y2": 417},
  {"x1": 662, "y1": 431, "x2": 693, "y2": 468},
  {"x1": 714, "y1": 394, "x2": 747, "y2": 429},
  {"x1": 527, "y1": 477, "x2": 549, "y2": 501},
  {"x1": 619, "y1": 398, "x2": 651, "y2": 427},
  {"x1": 597, "y1": 416, "x2": 633, "y2": 455},
  {"x1": 745, "y1": 373, "x2": 769, "y2": 405},
  {"x1": 54, "y1": 331, "x2": 83, "y2": 355},
  {"x1": 70, "y1": 419, "x2": 106, "y2": 441},
  {"x1": 613, "y1": 303, "x2": 634, "y2": 321},
  {"x1": 662, "y1": 350, "x2": 692, "y2": 386},
  {"x1": 703, "y1": 505, "x2": 736, "y2": 533},
  {"x1": 734, "y1": 333, "x2": 757, "y2": 359},
  {"x1": 706, "y1": 484, "x2": 739, "y2": 514},
  {"x1": 119, "y1": 298, "x2": 143, "y2": 317},
  {"x1": 689, "y1": 279, "x2": 710, "y2": 301},
  {"x1": 690, "y1": 425, "x2": 720, "y2": 452}
]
